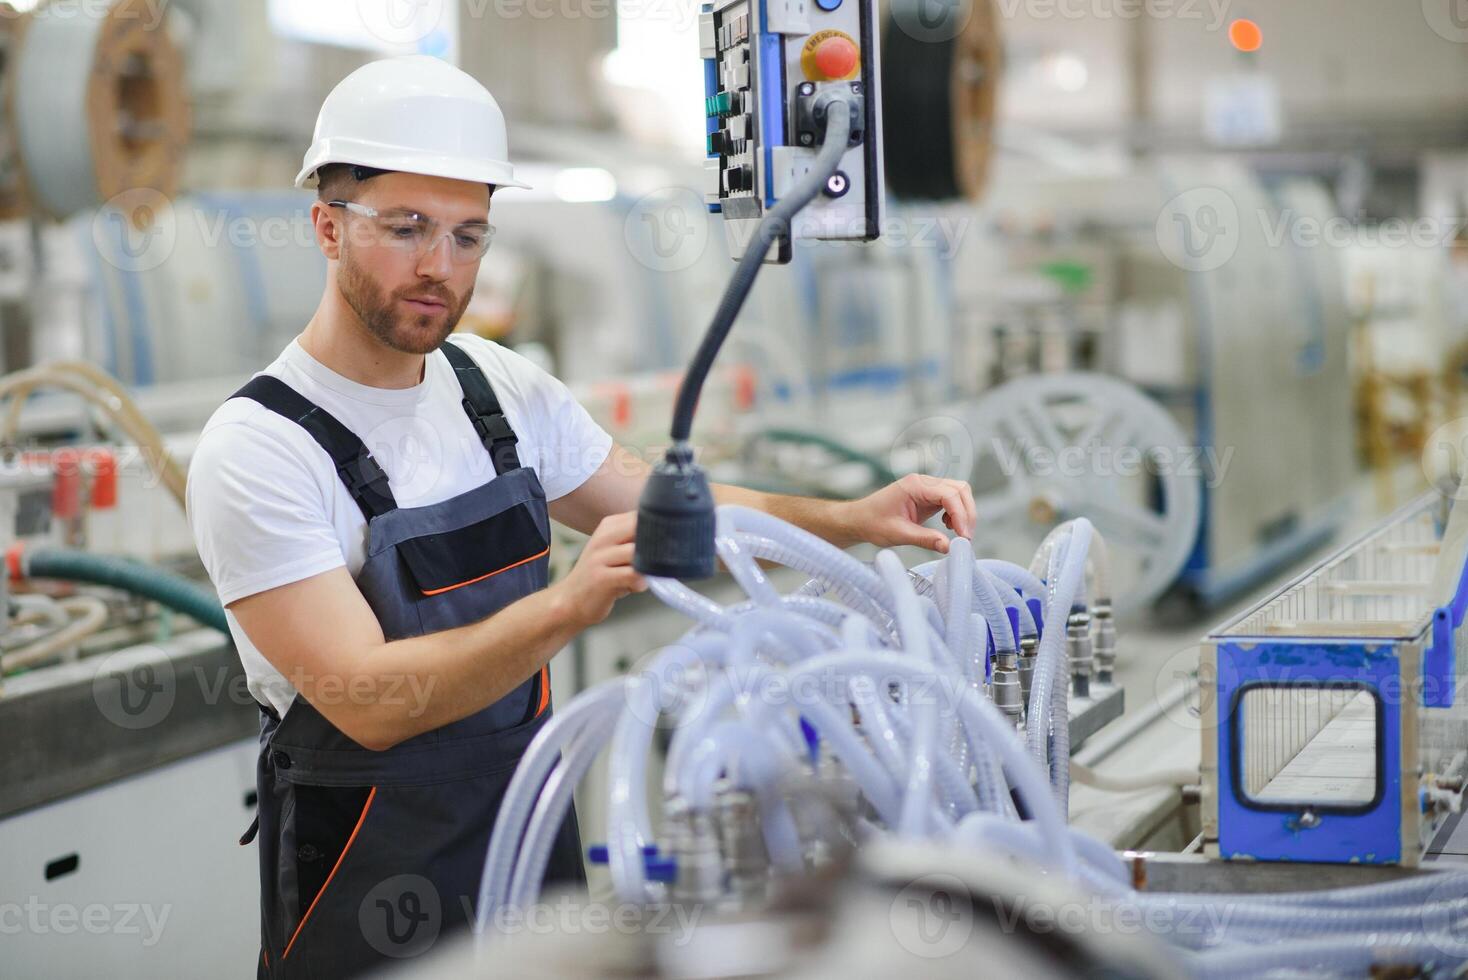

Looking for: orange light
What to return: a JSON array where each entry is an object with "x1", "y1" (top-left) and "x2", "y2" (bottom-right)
[{"x1": 1229, "y1": 18, "x2": 1263, "y2": 53}]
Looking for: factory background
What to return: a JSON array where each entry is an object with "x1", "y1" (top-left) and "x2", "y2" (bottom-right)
[{"x1": 6, "y1": 1, "x2": 1468, "y2": 977}]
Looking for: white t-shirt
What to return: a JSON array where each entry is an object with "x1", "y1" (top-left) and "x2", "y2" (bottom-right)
[{"x1": 187, "y1": 334, "x2": 613, "y2": 717}]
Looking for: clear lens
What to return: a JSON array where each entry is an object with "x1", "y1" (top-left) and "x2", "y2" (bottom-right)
[{"x1": 333, "y1": 202, "x2": 493, "y2": 263}]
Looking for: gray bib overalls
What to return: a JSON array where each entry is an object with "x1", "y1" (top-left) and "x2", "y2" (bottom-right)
[{"x1": 233, "y1": 341, "x2": 584, "y2": 977}]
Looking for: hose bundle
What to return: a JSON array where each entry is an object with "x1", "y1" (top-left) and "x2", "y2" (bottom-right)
[{"x1": 476, "y1": 506, "x2": 1468, "y2": 976}]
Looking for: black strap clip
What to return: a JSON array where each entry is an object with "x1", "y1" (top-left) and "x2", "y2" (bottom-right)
[
  {"x1": 338, "y1": 452, "x2": 391, "y2": 506},
  {"x1": 465, "y1": 398, "x2": 518, "y2": 448}
]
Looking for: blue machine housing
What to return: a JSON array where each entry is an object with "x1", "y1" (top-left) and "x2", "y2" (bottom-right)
[{"x1": 1202, "y1": 493, "x2": 1468, "y2": 867}]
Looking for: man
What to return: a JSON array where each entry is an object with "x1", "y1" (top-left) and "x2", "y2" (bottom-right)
[{"x1": 187, "y1": 56, "x2": 976, "y2": 978}]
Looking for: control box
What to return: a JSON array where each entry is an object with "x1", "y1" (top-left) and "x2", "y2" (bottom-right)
[{"x1": 699, "y1": 0, "x2": 885, "y2": 262}]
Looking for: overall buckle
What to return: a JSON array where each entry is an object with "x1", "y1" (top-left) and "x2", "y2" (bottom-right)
[
  {"x1": 339, "y1": 453, "x2": 391, "y2": 500},
  {"x1": 465, "y1": 398, "x2": 517, "y2": 448}
]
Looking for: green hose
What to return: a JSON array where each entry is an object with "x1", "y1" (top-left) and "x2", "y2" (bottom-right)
[
  {"x1": 750, "y1": 428, "x2": 899, "y2": 489},
  {"x1": 23, "y1": 549, "x2": 228, "y2": 634}
]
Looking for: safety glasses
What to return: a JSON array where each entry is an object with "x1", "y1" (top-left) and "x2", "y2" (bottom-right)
[{"x1": 327, "y1": 200, "x2": 495, "y2": 264}]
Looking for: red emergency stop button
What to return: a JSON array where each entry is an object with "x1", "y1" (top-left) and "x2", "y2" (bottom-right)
[
  {"x1": 801, "y1": 30, "x2": 860, "y2": 82},
  {"x1": 815, "y1": 36, "x2": 857, "y2": 78}
]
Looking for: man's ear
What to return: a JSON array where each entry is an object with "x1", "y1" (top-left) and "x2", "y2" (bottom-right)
[{"x1": 312, "y1": 200, "x2": 343, "y2": 261}]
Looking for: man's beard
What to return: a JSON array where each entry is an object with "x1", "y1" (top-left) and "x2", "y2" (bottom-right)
[{"x1": 338, "y1": 250, "x2": 473, "y2": 356}]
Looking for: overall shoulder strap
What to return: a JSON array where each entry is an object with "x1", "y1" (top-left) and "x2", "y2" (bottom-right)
[
  {"x1": 442, "y1": 340, "x2": 523, "y2": 476},
  {"x1": 231, "y1": 375, "x2": 397, "y2": 520}
]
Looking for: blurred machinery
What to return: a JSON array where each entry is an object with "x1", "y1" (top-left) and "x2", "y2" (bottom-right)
[
  {"x1": 0, "y1": 7, "x2": 254, "y2": 974},
  {"x1": 949, "y1": 371, "x2": 1202, "y2": 616},
  {"x1": 0, "y1": 363, "x2": 258, "y2": 978},
  {"x1": 1349, "y1": 234, "x2": 1466, "y2": 509},
  {"x1": 972, "y1": 160, "x2": 1356, "y2": 609}
]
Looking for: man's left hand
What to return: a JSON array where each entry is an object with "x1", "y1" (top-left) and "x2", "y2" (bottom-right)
[{"x1": 842, "y1": 474, "x2": 977, "y2": 554}]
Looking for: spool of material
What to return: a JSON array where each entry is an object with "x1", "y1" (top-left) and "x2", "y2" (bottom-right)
[
  {"x1": 0, "y1": 3, "x2": 31, "y2": 220},
  {"x1": 12, "y1": 0, "x2": 189, "y2": 221},
  {"x1": 880, "y1": 0, "x2": 1001, "y2": 202}
]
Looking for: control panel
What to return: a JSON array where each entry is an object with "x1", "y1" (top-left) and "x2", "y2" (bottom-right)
[{"x1": 699, "y1": 0, "x2": 884, "y2": 262}]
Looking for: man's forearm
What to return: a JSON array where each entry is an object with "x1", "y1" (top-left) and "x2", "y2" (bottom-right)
[
  {"x1": 712, "y1": 484, "x2": 857, "y2": 549},
  {"x1": 315, "y1": 584, "x2": 582, "y2": 751}
]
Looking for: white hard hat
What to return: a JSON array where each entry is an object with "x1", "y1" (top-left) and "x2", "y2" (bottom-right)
[{"x1": 295, "y1": 55, "x2": 530, "y2": 191}]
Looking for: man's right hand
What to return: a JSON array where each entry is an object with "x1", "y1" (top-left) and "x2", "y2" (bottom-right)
[{"x1": 551, "y1": 511, "x2": 648, "y2": 629}]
